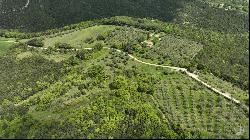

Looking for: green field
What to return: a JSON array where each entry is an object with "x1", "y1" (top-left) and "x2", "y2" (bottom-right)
[
  {"x1": 0, "y1": 38, "x2": 15, "y2": 56},
  {"x1": 44, "y1": 25, "x2": 117, "y2": 49}
]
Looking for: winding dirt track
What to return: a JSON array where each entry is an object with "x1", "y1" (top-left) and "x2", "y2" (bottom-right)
[
  {"x1": 24, "y1": 45, "x2": 243, "y2": 105},
  {"x1": 128, "y1": 54, "x2": 241, "y2": 104},
  {"x1": 129, "y1": 53, "x2": 241, "y2": 104}
]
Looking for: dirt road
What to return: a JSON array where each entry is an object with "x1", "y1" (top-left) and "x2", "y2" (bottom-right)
[{"x1": 24, "y1": 45, "x2": 242, "y2": 105}]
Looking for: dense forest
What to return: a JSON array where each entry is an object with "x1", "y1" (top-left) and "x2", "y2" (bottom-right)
[{"x1": 0, "y1": 0, "x2": 249, "y2": 33}]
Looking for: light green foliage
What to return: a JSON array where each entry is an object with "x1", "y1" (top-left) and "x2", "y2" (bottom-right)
[
  {"x1": 199, "y1": 72, "x2": 249, "y2": 106},
  {"x1": 105, "y1": 26, "x2": 147, "y2": 50},
  {"x1": 102, "y1": 16, "x2": 249, "y2": 90},
  {"x1": 0, "y1": 38, "x2": 15, "y2": 56},
  {"x1": 109, "y1": 76, "x2": 127, "y2": 90},
  {"x1": 0, "y1": 44, "x2": 248, "y2": 139},
  {"x1": 44, "y1": 25, "x2": 116, "y2": 49},
  {"x1": 136, "y1": 35, "x2": 203, "y2": 67},
  {"x1": 0, "y1": 14, "x2": 248, "y2": 139}
]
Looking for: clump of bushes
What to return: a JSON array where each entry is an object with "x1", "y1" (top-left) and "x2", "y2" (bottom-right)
[
  {"x1": 96, "y1": 33, "x2": 107, "y2": 41},
  {"x1": 26, "y1": 38, "x2": 44, "y2": 47},
  {"x1": 55, "y1": 42, "x2": 72, "y2": 49},
  {"x1": 93, "y1": 43, "x2": 104, "y2": 51},
  {"x1": 76, "y1": 50, "x2": 92, "y2": 60}
]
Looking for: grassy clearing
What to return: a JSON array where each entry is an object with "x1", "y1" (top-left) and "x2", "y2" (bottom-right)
[
  {"x1": 0, "y1": 38, "x2": 15, "y2": 56},
  {"x1": 16, "y1": 49, "x2": 73, "y2": 62},
  {"x1": 43, "y1": 25, "x2": 117, "y2": 49},
  {"x1": 0, "y1": 37, "x2": 15, "y2": 42}
]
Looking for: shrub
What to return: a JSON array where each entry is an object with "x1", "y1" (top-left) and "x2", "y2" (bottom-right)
[
  {"x1": 109, "y1": 76, "x2": 127, "y2": 90},
  {"x1": 76, "y1": 50, "x2": 86, "y2": 60},
  {"x1": 84, "y1": 37, "x2": 94, "y2": 44},
  {"x1": 26, "y1": 38, "x2": 44, "y2": 47},
  {"x1": 65, "y1": 56, "x2": 79, "y2": 66},
  {"x1": 96, "y1": 34, "x2": 106, "y2": 41},
  {"x1": 93, "y1": 43, "x2": 104, "y2": 51},
  {"x1": 55, "y1": 42, "x2": 72, "y2": 49}
]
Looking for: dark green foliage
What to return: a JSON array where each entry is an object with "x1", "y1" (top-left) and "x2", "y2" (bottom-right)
[
  {"x1": 136, "y1": 74, "x2": 158, "y2": 95},
  {"x1": 75, "y1": 50, "x2": 86, "y2": 60},
  {"x1": 76, "y1": 50, "x2": 91, "y2": 60},
  {"x1": 0, "y1": 55, "x2": 66, "y2": 103},
  {"x1": 65, "y1": 56, "x2": 79, "y2": 66},
  {"x1": 194, "y1": 33, "x2": 249, "y2": 89},
  {"x1": 84, "y1": 37, "x2": 94, "y2": 44},
  {"x1": 0, "y1": 0, "x2": 186, "y2": 32},
  {"x1": 11, "y1": 42, "x2": 28, "y2": 49},
  {"x1": 176, "y1": 0, "x2": 249, "y2": 33},
  {"x1": 0, "y1": 20, "x2": 100, "y2": 39},
  {"x1": 87, "y1": 65, "x2": 105, "y2": 78},
  {"x1": 96, "y1": 34, "x2": 106, "y2": 41},
  {"x1": 0, "y1": 0, "x2": 249, "y2": 38},
  {"x1": 93, "y1": 43, "x2": 104, "y2": 52},
  {"x1": 123, "y1": 43, "x2": 134, "y2": 54},
  {"x1": 55, "y1": 42, "x2": 72, "y2": 49},
  {"x1": 1, "y1": 0, "x2": 247, "y2": 33},
  {"x1": 26, "y1": 38, "x2": 44, "y2": 47}
]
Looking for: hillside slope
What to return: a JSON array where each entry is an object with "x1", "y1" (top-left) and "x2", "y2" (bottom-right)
[
  {"x1": 0, "y1": 1, "x2": 249, "y2": 139},
  {"x1": 0, "y1": 0, "x2": 248, "y2": 33},
  {"x1": 0, "y1": 43, "x2": 248, "y2": 139}
]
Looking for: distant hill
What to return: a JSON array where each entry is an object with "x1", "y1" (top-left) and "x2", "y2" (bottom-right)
[{"x1": 0, "y1": 0, "x2": 248, "y2": 33}]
